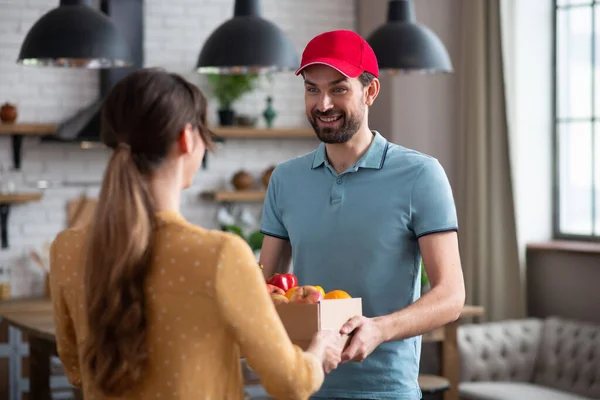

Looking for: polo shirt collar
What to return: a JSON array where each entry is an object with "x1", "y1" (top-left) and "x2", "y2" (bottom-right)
[{"x1": 311, "y1": 130, "x2": 388, "y2": 170}]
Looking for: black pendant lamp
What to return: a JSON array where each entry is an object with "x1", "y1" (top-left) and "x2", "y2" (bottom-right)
[
  {"x1": 196, "y1": 0, "x2": 299, "y2": 74},
  {"x1": 366, "y1": 0, "x2": 453, "y2": 74},
  {"x1": 17, "y1": 0, "x2": 133, "y2": 68}
]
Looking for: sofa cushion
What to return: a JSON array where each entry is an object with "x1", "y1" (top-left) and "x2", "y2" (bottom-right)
[
  {"x1": 458, "y1": 318, "x2": 543, "y2": 382},
  {"x1": 533, "y1": 316, "x2": 600, "y2": 399},
  {"x1": 459, "y1": 381, "x2": 591, "y2": 400}
]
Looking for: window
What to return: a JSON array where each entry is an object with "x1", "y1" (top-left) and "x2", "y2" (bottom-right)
[{"x1": 554, "y1": 0, "x2": 600, "y2": 239}]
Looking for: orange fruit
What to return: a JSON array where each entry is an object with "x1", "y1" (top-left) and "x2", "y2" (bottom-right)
[
  {"x1": 285, "y1": 286, "x2": 298, "y2": 300},
  {"x1": 324, "y1": 290, "x2": 351, "y2": 300},
  {"x1": 315, "y1": 286, "x2": 325, "y2": 296}
]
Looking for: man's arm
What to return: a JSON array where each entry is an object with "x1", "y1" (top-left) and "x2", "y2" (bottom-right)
[
  {"x1": 376, "y1": 230, "x2": 465, "y2": 340},
  {"x1": 341, "y1": 158, "x2": 464, "y2": 362},
  {"x1": 341, "y1": 231, "x2": 465, "y2": 362},
  {"x1": 259, "y1": 235, "x2": 293, "y2": 280},
  {"x1": 258, "y1": 165, "x2": 292, "y2": 280}
]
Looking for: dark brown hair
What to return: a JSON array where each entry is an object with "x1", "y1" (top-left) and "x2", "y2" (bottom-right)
[
  {"x1": 82, "y1": 67, "x2": 213, "y2": 396},
  {"x1": 358, "y1": 71, "x2": 376, "y2": 87}
]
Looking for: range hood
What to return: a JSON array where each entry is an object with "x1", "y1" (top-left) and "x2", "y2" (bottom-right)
[{"x1": 43, "y1": 0, "x2": 144, "y2": 143}]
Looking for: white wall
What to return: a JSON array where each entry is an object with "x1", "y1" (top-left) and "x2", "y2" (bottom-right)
[{"x1": 0, "y1": 0, "x2": 354, "y2": 263}]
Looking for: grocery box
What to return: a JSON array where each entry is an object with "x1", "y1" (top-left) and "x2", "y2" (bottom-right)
[{"x1": 275, "y1": 298, "x2": 363, "y2": 350}]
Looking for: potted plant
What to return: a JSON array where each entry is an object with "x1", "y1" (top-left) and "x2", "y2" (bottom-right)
[{"x1": 207, "y1": 73, "x2": 258, "y2": 126}]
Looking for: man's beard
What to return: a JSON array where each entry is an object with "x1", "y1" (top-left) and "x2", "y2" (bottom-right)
[{"x1": 308, "y1": 108, "x2": 363, "y2": 144}]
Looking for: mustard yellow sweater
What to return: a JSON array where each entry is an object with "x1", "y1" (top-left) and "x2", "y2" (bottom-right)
[{"x1": 49, "y1": 210, "x2": 323, "y2": 400}]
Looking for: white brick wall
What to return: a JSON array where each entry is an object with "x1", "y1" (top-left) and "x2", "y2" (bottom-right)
[{"x1": 0, "y1": 0, "x2": 356, "y2": 266}]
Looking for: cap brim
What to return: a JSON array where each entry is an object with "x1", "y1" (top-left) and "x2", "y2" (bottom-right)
[{"x1": 295, "y1": 58, "x2": 364, "y2": 78}]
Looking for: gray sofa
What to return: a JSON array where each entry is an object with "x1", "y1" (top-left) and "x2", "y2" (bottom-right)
[{"x1": 457, "y1": 316, "x2": 600, "y2": 399}]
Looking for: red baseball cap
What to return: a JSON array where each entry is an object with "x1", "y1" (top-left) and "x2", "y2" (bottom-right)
[{"x1": 295, "y1": 30, "x2": 379, "y2": 78}]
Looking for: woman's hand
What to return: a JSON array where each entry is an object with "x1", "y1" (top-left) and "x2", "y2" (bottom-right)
[{"x1": 306, "y1": 330, "x2": 343, "y2": 374}]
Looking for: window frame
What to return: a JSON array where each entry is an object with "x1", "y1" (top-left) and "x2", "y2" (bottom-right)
[{"x1": 552, "y1": 0, "x2": 600, "y2": 241}]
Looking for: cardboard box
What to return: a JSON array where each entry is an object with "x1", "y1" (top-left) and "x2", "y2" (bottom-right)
[{"x1": 275, "y1": 298, "x2": 363, "y2": 350}]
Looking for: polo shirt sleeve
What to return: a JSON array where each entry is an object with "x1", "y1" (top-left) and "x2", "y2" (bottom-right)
[
  {"x1": 260, "y1": 166, "x2": 289, "y2": 240},
  {"x1": 410, "y1": 158, "x2": 458, "y2": 238}
]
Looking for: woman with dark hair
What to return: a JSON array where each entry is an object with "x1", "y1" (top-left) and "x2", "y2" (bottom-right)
[{"x1": 49, "y1": 67, "x2": 341, "y2": 400}]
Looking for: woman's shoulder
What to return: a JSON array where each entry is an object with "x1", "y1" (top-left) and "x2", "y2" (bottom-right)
[
  {"x1": 159, "y1": 217, "x2": 252, "y2": 259},
  {"x1": 51, "y1": 227, "x2": 86, "y2": 254},
  {"x1": 49, "y1": 227, "x2": 87, "y2": 282}
]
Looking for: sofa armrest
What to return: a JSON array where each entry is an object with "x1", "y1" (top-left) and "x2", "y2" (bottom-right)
[
  {"x1": 533, "y1": 316, "x2": 600, "y2": 399},
  {"x1": 457, "y1": 318, "x2": 543, "y2": 383}
]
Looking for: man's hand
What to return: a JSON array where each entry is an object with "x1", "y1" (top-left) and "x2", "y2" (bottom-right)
[{"x1": 339, "y1": 316, "x2": 385, "y2": 363}]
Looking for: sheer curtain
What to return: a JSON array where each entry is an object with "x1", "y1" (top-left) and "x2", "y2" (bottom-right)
[{"x1": 454, "y1": 0, "x2": 525, "y2": 322}]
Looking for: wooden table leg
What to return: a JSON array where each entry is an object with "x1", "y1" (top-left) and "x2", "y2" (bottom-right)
[
  {"x1": 28, "y1": 335, "x2": 53, "y2": 400},
  {"x1": 442, "y1": 320, "x2": 460, "y2": 400}
]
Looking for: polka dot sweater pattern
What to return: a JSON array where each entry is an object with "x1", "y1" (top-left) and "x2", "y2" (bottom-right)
[{"x1": 49, "y1": 210, "x2": 324, "y2": 400}]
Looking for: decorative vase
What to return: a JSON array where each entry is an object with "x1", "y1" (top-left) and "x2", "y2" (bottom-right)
[
  {"x1": 0, "y1": 103, "x2": 17, "y2": 124},
  {"x1": 218, "y1": 108, "x2": 235, "y2": 126},
  {"x1": 262, "y1": 96, "x2": 277, "y2": 128}
]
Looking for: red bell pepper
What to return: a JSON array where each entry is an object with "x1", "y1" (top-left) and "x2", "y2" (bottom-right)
[{"x1": 266, "y1": 273, "x2": 298, "y2": 292}]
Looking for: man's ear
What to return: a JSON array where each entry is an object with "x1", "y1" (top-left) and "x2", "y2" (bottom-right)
[{"x1": 365, "y1": 78, "x2": 380, "y2": 107}]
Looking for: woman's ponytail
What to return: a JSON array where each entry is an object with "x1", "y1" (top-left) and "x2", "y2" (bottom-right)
[{"x1": 82, "y1": 145, "x2": 154, "y2": 396}]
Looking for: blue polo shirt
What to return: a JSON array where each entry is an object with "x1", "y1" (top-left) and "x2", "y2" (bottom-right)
[{"x1": 260, "y1": 131, "x2": 458, "y2": 399}]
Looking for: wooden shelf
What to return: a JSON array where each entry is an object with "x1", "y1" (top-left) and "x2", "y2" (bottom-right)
[
  {"x1": 0, "y1": 124, "x2": 314, "y2": 138},
  {"x1": 0, "y1": 125, "x2": 314, "y2": 171},
  {"x1": 0, "y1": 192, "x2": 43, "y2": 204},
  {"x1": 0, "y1": 123, "x2": 57, "y2": 135},
  {"x1": 1, "y1": 192, "x2": 43, "y2": 249},
  {"x1": 212, "y1": 127, "x2": 315, "y2": 139},
  {"x1": 0, "y1": 124, "x2": 58, "y2": 171},
  {"x1": 201, "y1": 190, "x2": 266, "y2": 202}
]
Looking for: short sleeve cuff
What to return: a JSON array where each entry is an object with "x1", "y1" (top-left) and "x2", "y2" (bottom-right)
[
  {"x1": 416, "y1": 226, "x2": 458, "y2": 239},
  {"x1": 411, "y1": 158, "x2": 459, "y2": 238},
  {"x1": 259, "y1": 227, "x2": 290, "y2": 240}
]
